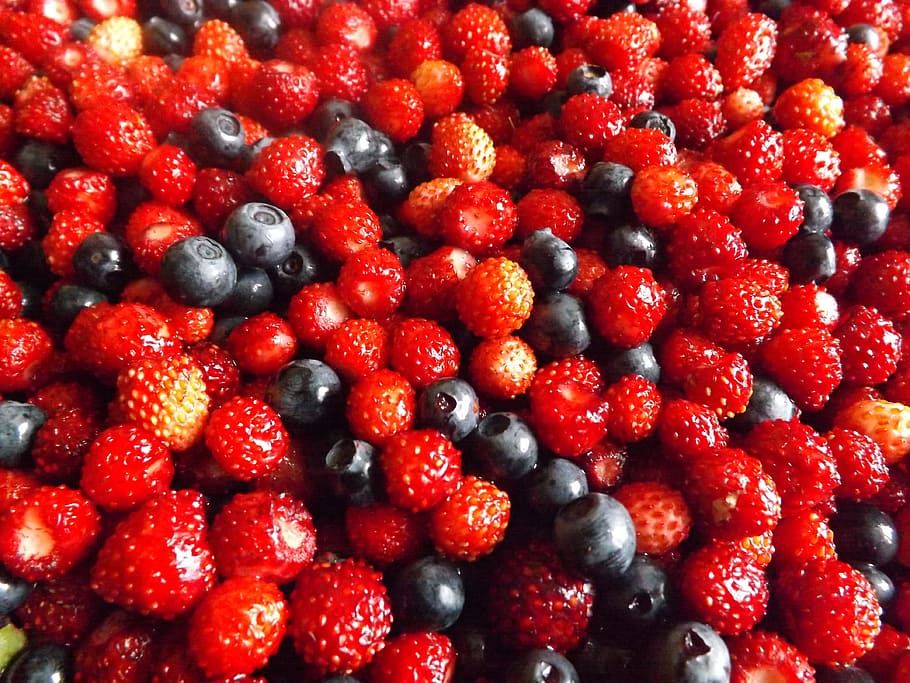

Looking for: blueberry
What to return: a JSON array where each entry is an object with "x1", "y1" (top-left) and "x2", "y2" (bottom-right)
[
  {"x1": 49, "y1": 284, "x2": 107, "y2": 331},
  {"x1": 596, "y1": 555, "x2": 671, "y2": 639},
  {"x1": 230, "y1": 0, "x2": 281, "y2": 53},
  {"x1": 13, "y1": 279, "x2": 39, "y2": 320},
  {"x1": 504, "y1": 648, "x2": 580, "y2": 683},
  {"x1": 223, "y1": 202, "x2": 296, "y2": 269},
  {"x1": 159, "y1": 236, "x2": 238, "y2": 307},
  {"x1": 324, "y1": 118, "x2": 392, "y2": 176},
  {"x1": 142, "y1": 17, "x2": 187, "y2": 56},
  {"x1": 1, "y1": 643, "x2": 72, "y2": 683},
  {"x1": 72, "y1": 232, "x2": 137, "y2": 294},
  {"x1": 846, "y1": 23, "x2": 882, "y2": 50},
  {"x1": 266, "y1": 359, "x2": 343, "y2": 428},
  {"x1": 466, "y1": 412, "x2": 539, "y2": 482},
  {"x1": 14, "y1": 141, "x2": 78, "y2": 190},
  {"x1": 571, "y1": 637, "x2": 635, "y2": 680},
  {"x1": 831, "y1": 189, "x2": 890, "y2": 246},
  {"x1": 417, "y1": 377, "x2": 480, "y2": 442},
  {"x1": 204, "y1": 0, "x2": 240, "y2": 18},
  {"x1": 267, "y1": 243, "x2": 328, "y2": 297},
  {"x1": 69, "y1": 17, "x2": 95, "y2": 40},
  {"x1": 309, "y1": 98, "x2": 357, "y2": 141},
  {"x1": 0, "y1": 566, "x2": 31, "y2": 616},
  {"x1": 519, "y1": 229, "x2": 578, "y2": 292},
  {"x1": 848, "y1": 562, "x2": 894, "y2": 606},
  {"x1": 554, "y1": 492, "x2": 636, "y2": 579},
  {"x1": 218, "y1": 266, "x2": 274, "y2": 315},
  {"x1": 525, "y1": 457, "x2": 589, "y2": 515},
  {"x1": 363, "y1": 160, "x2": 411, "y2": 209},
  {"x1": 645, "y1": 621, "x2": 731, "y2": 683},
  {"x1": 324, "y1": 438, "x2": 381, "y2": 506},
  {"x1": 566, "y1": 64, "x2": 613, "y2": 98},
  {"x1": 781, "y1": 231, "x2": 837, "y2": 284},
  {"x1": 830, "y1": 502, "x2": 898, "y2": 567},
  {"x1": 190, "y1": 107, "x2": 246, "y2": 163},
  {"x1": 509, "y1": 8, "x2": 554, "y2": 49},
  {"x1": 603, "y1": 223, "x2": 662, "y2": 269},
  {"x1": 401, "y1": 142, "x2": 432, "y2": 186},
  {"x1": 795, "y1": 184, "x2": 834, "y2": 234},
  {"x1": 0, "y1": 400, "x2": 45, "y2": 468},
  {"x1": 378, "y1": 234, "x2": 429, "y2": 268},
  {"x1": 602, "y1": 342, "x2": 661, "y2": 384},
  {"x1": 390, "y1": 556, "x2": 465, "y2": 632},
  {"x1": 581, "y1": 161, "x2": 634, "y2": 219},
  {"x1": 160, "y1": 0, "x2": 203, "y2": 24},
  {"x1": 629, "y1": 110, "x2": 677, "y2": 143},
  {"x1": 730, "y1": 375, "x2": 797, "y2": 430},
  {"x1": 815, "y1": 666, "x2": 876, "y2": 683},
  {"x1": 520, "y1": 291, "x2": 590, "y2": 358}
]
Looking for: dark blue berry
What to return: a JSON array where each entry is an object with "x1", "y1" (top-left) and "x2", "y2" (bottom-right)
[
  {"x1": 417, "y1": 377, "x2": 480, "y2": 442},
  {"x1": 831, "y1": 189, "x2": 890, "y2": 246},
  {"x1": 525, "y1": 457, "x2": 589, "y2": 516},
  {"x1": 603, "y1": 223, "x2": 662, "y2": 269},
  {"x1": 731, "y1": 376, "x2": 797, "y2": 430},
  {"x1": 324, "y1": 438, "x2": 381, "y2": 506},
  {"x1": 509, "y1": 8, "x2": 554, "y2": 49},
  {"x1": 49, "y1": 284, "x2": 108, "y2": 331},
  {"x1": 378, "y1": 234, "x2": 429, "y2": 268},
  {"x1": 520, "y1": 291, "x2": 590, "y2": 358},
  {"x1": 602, "y1": 342, "x2": 661, "y2": 385},
  {"x1": 190, "y1": 107, "x2": 246, "y2": 163},
  {"x1": 846, "y1": 23, "x2": 882, "y2": 49},
  {"x1": 849, "y1": 562, "x2": 894, "y2": 607},
  {"x1": 830, "y1": 503, "x2": 898, "y2": 567},
  {"x1": 267, "y1": 243, "x2": 329, "y2": 298},
  {"x1": 554, "y1": 492, "x2": 636, "y2": 579},
  {"x1": 229, "y1": 0, "x2": 281, "y2": 53},
  {"x1": 204, "y1": 0, "x2": 240, "y2": 18},
  {"x1": 218, "y1": 266, "x2": 274, "y2": 316},
  {"x1": 781, "y1": 231, "x2": 837, "y2": 284},
  {"x1": 363, "y1": 160, "x2": 411, "y2": 208},
  {"x1": 142, "y1": 17, "x2": 187, "y2": 56},
  {"x1": 795, "y1": 184, "x2": 834, "y2": 235},
  {"x1": 69, "y1": 17, "x2": 95, "y2": 40},
  {"x1": 401, "y1": 142, "x2": 432, "y2": 186},
  {"x1": 223, "y1": 202, "x2": 295, "y2": 268},
  {"x1": 390, "y1": 556, "x2": 465, "y2": 632},
  {"x1": 324, "y1": 118, "x2": 392, "y2": 176},
  {"x1": 629, "y1": 110, "x2": 676, "y2": 143},
  {"x1": 0, "y1": 566, "x2": 32, "y2": 616},
  {"x1": 159, "y1": 236, "x2": 238, "y2": 307},
  {"x1": 581, "y1": 161, "x2": 634, "y2": 219},
  {"x1": 308, "y1": 98, "x2": 357, "y2": 141},
  {"x1": 596, "y1": 555, "x2": 671, "y2": 640},
  {"x1": 571, "y1": 638, "x2": 635, "y2": 681},
  {"x1": 519, "y1": 229, "x2": 578, "y2": 292},
  {"x1": 160, "y1": 0, "x2": 203, "y2": 24},
  {"x1": 815, "y1": 666, "x2": 876, "y2": 683},
  {"x1": 0, "y1": 400, "x2": 46, "y2": 468},
  {"x1": 14, "y1": 279, "x2": 41, "y2": 320},
  {"x1": 566, "y1": 64, "x2": 613, "y2": 98},
  {"x1": 1, "y1": 643, "x2": 72, "y2": 683},
  {"x1": 14, "y1": 141, "x2": 78, "y2": 190},
  {"x1": 504, "y1": 648, "x2": 580, "y2": 683},
  {"x1": 265, "y1": 359, "x2": 343, "y2": 428},
  {"x1": 466, "y1": 412, "x2": 539, "y2": 482},
  {"x1": 645, "y1": 621, "x2": 730, "y2": 683},
  {"x1": 72, "y1": 232, "x2": 136, "y2": 294},
  {"x1": 209, "y1": 315, "x2": 247, "y2": 345}
]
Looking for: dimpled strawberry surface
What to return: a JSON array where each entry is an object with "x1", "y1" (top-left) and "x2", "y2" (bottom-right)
[{"x1": 1, "y1": 0, "x2": 910, "y2": 680}]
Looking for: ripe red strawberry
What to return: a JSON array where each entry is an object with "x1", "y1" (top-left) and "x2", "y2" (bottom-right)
[
  {"x1": 835, "y1": 305, "x2": 902, "y2": 386},
  {"x1": 851, "y1": 250, "x2": 910, "y2": 323},
  {"x1": 555, "y1": 92, "x2": 621, "y2": 158},
  {"x1": 666, "y1": 209, "x2": 747, "y2": 289},
  {"x1": 729, "y1": 181, "x2": 804, "y2": 253},
  {"x1": 246, "y1": 134, "x2": 325, "y2": 209},
  {"x1": 0, "y1": 270, "x2": 21, "y2": 319},
  {"x1": 684, "y1": 157, "x2": 743, "y2": 215},
  {"x1": 41, "y1": 209, "x2": 104, "y2": 278},
  {"x1": 826, "y1": 427, "x2": 889, "y2": 502},
  {"x1": 775, "y1": 558, "x2": 881, "y2": 666},
  {"x1": 91, "y1": 489, "x2": 216, "y2": 619},
  {"x1": 612, "y1": 481, "x2": 692, "y2": 555},
  {"x1": 515, "y1": 188, "x2": 583, "y2": 244},
  {"x1": 761, "y1": 326, "x2": 843, "y2": 411},
  {"x1": 658, "y1": 398, "x2": 730, "y2": 462},
  {"x1": 410, "y1": 59, "x2": 463, "y2": 120},
  {"x1": 345, "y1": 502, "x2": 425, "y2": 566},
  {"x1": 461, "y1": 48, "x2": 509, "y2": 106},
  {"x1": 14, "y1": 569, "x2": 106, "y2": 647},
  {"x1": 315, "y1": 1, "x2": 376, "y2": 50},
  {"x1": 663, "y1": 54, "x2": 723, "y2": 103},
  {"x1": 70, "y1": 102, "x2": 156, "y2": 177},
  {"x1": 388, "y1": 317, "x2": 459, "y2": 390},
  {"x1": 0, "y1": 159, "x2": 28, "y2": 207},
  {"x1": 191, "y1": 167, "x2": 254, "y2": 232},
  {"x1": 781, "y1": 128, "x2": 842, "y2": 191},
  {"x1": 369, "y1": 631, "x2": 455, "y2": 683},
  {"x1": 226, "y1": 312, "x2": 298, "y2": 376},
  {"x1": 336, "y1": 247, "x2": 406, "y2": 319},
  {"x1": 0, "y1": 318, "x2": 53, "y2": 393},
  {"x1": 324, "y1": 318, "x2": 389, "y2": 382},
  {"x1": 661, "y1": 98, "x2": 728, "y2": 151},
  {"x1": 307, "y1": 42, "x2": 370, "y2": 103},
  {"x1": 346, "y1": 368, "x2": 415, "y2": 446},
  {"x1": 588, "y1": 266, "x2": 668, "y2": 348},
  {"x1": 387, "y1": 18, "x2": 441, "y2": 78},
  {"x1": 288, "y1": 281, "x2": 353, "y2": 351},
  {"x1": 429, "y1": 475, "x2": 510, "y2": 561},
  {"x1": 630, "y1": 165, "x2": 698, "y2": 230},
  {"x1": 455, "y1": 256, "x2": 533, "y2": 339},
  {"x1": 587, "y1": 11, "x2": 660, "y2": 71},
  {"x1": 380, "y1": 428, "x2": 462, "y2": 512},
  {"x1": 877, "y1": 52, "x2": 910, "y2": 106},
  {"x1": 192, "y1": 18, "x2": 248, "y2": 63},
  {"x1": 189, "y1": 577, "x2": 288, "y2": 678},
  {"x1": 124, "y1": 201, "x2": 203, "y2": 276},
  {"x1": 602, "y1": 128, "x2": 677, "y2": 173},
  {"x1": 0, "y1": 10, "x2": 66, "y2": 65},
  {"x1": 13, "y1": 75, "x2": 72, "y2": 145},
  {"x1": 437, "y1": 180, "x2": 517, "y2": 255},
  {"x1": 361, "y1": 77, "x2": 424, "y2": 143},
  {"x1": 204, "y1": 396, "x2": 289, "y2": 481},
  {"x1": 468, "y1": 334, "x2": 536, "y2": 400},
  {"x1": 711, "y1": 119, "x2": 784, "y2": 187},
  {"x1": 602, "y1": 374, "x2": 661, "y2": 444},
  {"x1": 310, "y1": 199, "x2": 381, "y2": 263},
  {"x1": 0, "y1": 45, "x2": 34, "y2": 101},
  {"x1": 0, "y1": 484, "x2": 100, "y2": 581},
  {"x1": 138, "y1": 144, "x2": 196, "y2": 208},
  {"x1": 45, "y1": 167, "x2": 116, "y2": 223},
  {"x1": 727, "y1": 629, "x2": 815, "y2": 683},
  {"x1": 74, "y1": 610, "x2": 157, "y2": 682},
  {"x1": 31, "y1": 406, "x2": 101, "y2": 485},
  {"x1": 508, "y1": 46, "x2": 557, "y2": 102},
  {"x1": 684, "y1": 351, "x2": 754, "y2": 419},
  {"x1": 779, "y1": 284, "x2": 840, "y2": 330},
  {"x1": 772, "y1": 77, "x2": 845, "y2": 138},
  {"x1": 715, "y1": 13, "x2": 777, "y2": 90},
  {"x1": 834, "y1": 398, "x2": 910, "y2": 464},
  {"x1": 440, "y1": 2, "x2": 510, "y2": 63},
  {"x1": 487, "y1": 541, "x2": 595, "y2": 652},
  {"x1": 288, "y1": 557, "x2": 392, "y2": 676},
  {"x1": 428, "y1": 113, "x2": 496, "y2": 183},
  {"x1": 245, "y1": 60, "x2": 319, "y2": 132},
  {"x1": 698, "y1": 276, "x2": 782, "y2": 347}
]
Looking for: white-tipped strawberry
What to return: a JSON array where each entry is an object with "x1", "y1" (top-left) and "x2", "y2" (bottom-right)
[{"x1": 835, "y1": 398, "x2": 910, "y2": 464}]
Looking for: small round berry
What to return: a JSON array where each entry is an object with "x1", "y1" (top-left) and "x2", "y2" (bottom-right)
[
  {"x1": 465, "y1": 411, "x2": 539, "y2": 482},
  {"x1": 390, "y1": 556, "x2": 464, "y2": 632},
  {"x1": 795, "y1": 183, "x2": 835, "y2": 234},
  {"x1": 190, "y1": 107, "x2": 246, "y2": 163},
  {"x1": 629, "y1": 110, "x2": 676, "y2": 143},
  {"x1": 0, "y1": 400, "x2": 46, "y2": 468},
  {"x1": 519, "y1": 229, "x2": 578, "y2": 292},
  {"x1": 159, "y1": 236, "x2": 237, "y2": 307},
  {"x1": 830, "y1": 188, "x2": 890, "y2": 245},
  {"x1": 417, "y1": 377, "x2": 480, "y2": 443},
  {"x1": 554, "y1": 492, "x2": 636, "y2": 580},
  {"x1": 566, "y1": 64, "x2": 613, "y2": 98},
  {"x1": 525, "y1": 457, "x2": 588, "y2": 516},
  {"x1": 830, "y1": 503, "x2": 898, "y2": 567},
  {"x1": 325, "y1": 438, "x2": 382, "y2": 507},
  {"x1": 596, "y1": 555, "x2": 670, "y2": 639},
  {"x1": 781, "y1": 232, "x2": 837, "y2": 284},
  {"x1": 504, "y1": 649, "x2": 579, "y2": 683},
  {"x1": 230, "y1": 0, "x2": 282, "y2": 53},
  {"x1": 646, "y1": 622, "x2": 730, "y2": 683},
  {"x1": 265, "y1": 359, "x2": 343, "y2": 429},
  {"x1": 521, "y1": 291, "x2": 591, "y2": 359},
  {"x1": 72, "y1": 232, "x2": 137, "y2": 295},
  {"x1": 223, "y1": 202, "x2": 295, "y2": 268},
  {"x1": 603, "y1": 223, "x2": 661, "y2": 270}
]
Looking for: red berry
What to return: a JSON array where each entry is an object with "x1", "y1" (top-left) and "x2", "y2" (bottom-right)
[
  {"x1": 588, "y1": 266, "x2": 668, "y2": 348},
  {"x1": 381, "y1": 428, "x2": 462, "y2": 512},
  {"x1": 429, "y1": 475, "x2": 510, "y2": 561},
  {"x1": 369, "y1": 632, "x2": 455, "y2": 683},
  {"x1": 346, "y1": 368, "x2": 415, "y2": 446},
  {"x1": 455, "y1": 256, "x2": 533, "y2": 338},
  {"x1": 204, "y1": 396, "x2": 289, "y2": 481},
  {"x1": 761, "y1": 326, "x2": 843, "y2": 411},
  {"x1": 612, "y1": 480, "x2": 692, "y2": 555},
  {"x1": 336, "y1": 247, "x2": 406, "y2": 319},
  {"x1": 727, "y1": 629, "x2": 815, "y2": 683}
]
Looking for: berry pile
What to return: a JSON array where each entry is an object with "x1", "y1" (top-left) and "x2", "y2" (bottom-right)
[{"x1": 0, "y1": 0, "x2": 909, "y2": 680}]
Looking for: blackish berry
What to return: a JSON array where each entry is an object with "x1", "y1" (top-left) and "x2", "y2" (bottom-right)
[
  {"x1": 325, "y1": 438, "x2": 381, "y2": 506},
  {"x1": 210, "y1": 315, "x2": 247, "y2": 345},
  {"x1": 525, "y1": 458, "x2": 589, "y2": 516},
  {"x1": 731, "y1": 376, "x2": 797, "y2": 430},
  {"x1": 49, "y1": 284, "x2": 108, "y2": 331},
  {"x1": 571, "y1": 638, "x2": 635, "y2": 680},
  {"x1": 596, "y1": 555, "x2": 671, "y2": 640},
  {"x1": 73, "y1": 232, "x2": 137, "y2": 294},
  {"x1": 831, "y1": 189, "x2": 890, "y2": 246},
  {"x1": 401, "y1": 142, "x2": 432, "y2": 186},
  {"x1": 159, "y1": 235, "x2": 238, "y2": 307},
  {"x1": 69, "y1": 17, "x2": 95, "y2": 40},
  {"x1": 554, "y1": 492, "x2": 636, "y2": 579},
  {"x1": 781, "y1": 231, "x2": 837, "y2": 284},
  {"x1": 504, "y1": 648, "x2": 580, "y2": 683},
  {"x1": 602, "y1": 342, "x2": 661, "y2": 385},
  {"x1": 309, "y1": 98, "x2": 357, "y2": 141},
  {"x1": 1, "y1": 643, "x2": 72, "y2": 683},
  {"x1": 267, "y1": 243, "x2": 328, "y2": 297},
  {"x1": 519, "y1": 229, "x2": 578, "y2": 292},
  {"x1": 190, "y1": 107, "x2": 246, "y2": 163},
  {"x1": 520, "y1": 291, "x2": 590, "y2": 358},
  {"x1": 160, "y1": 0, "x2": 203, "y2": 24},
  {"x1": 363, "y1": 160, "x2": 410, "y2": 208},
  {"x1": 629, "y1": 110, "x2": 676, "y2": 143},
  {"x1": 324, "y1": 118, "x2": 393, "y2": 176},
  {"x1": 378, "y1": 234, "x2": 429, "y2": 268},
  {"x1": 581, "y1": 162, "x2": 634, "y2": 219},
  {"x1": 566, "y1": 64, "x2": 613, "y2": 98},
  {"x1": 0, "y1": 400, "x2": 46, "y2": 468},
  {"x1": 218, "y1": 266, "x2": 274, "y2": 316},
  {"x1": 795, "y1": 184, "x2": 834, "y2": 235},
  {"x1": 418, "y1": 377, "x2": 480, "y2": 442},
  {"x1": 390, "y1": 556, "x2": 465, "y2": 632},
  {"x1": 830, "y1": 503, "x2": 898, "y2": 567},
  {"x1": 603, "y1": 223, "x2": 662, "y2": 269},
  {"x1": 848, "y1": 562, "x2": 894, "y2": 606},
  {"x1": 815, "y1": 666, "x2": 876, "y2": 683},
  {"x1": 0, "y1": 566, "x2": 32, "y2": 616},
  {"x1": 142, "y1": 17, "x2": 187, "y2": 55},
  {"x1": 204, "y1": 0, "x2": 239, "y2": 17},
  {"x1": 265, "y1": 359, "x2": 344, "y2": 428},
  {"x1": 645, "y1": 622, "x2": 730, "y2": 683},
  {"x1": 466, "y1": 412, "x2": 539, "y2": 481},
  {"x1": 223, "y1": 202, "x2": 295, "y2": 268},
  {"x1": 229, "y1": 0, "x2": 281, "y2": 53},
  {"x1": 846, "y1": 23, "x2": 882, "y2": 50},
  {"x1": 509, "y1": 8, "x2": 554, "y2": 49},
  {"x1": 15, "y1": 280, "x2": 41, "y2": 320},
  {"x1": 14, "y1": 141, "x2": 78, "y2": 190}
]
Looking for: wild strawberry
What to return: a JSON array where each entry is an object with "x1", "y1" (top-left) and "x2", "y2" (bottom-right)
[
  {"x1": 308, "y1": 42, "x2": 370, "y2": 102},
  {"x1": 781, "y1": 128, "x2": 842, "y2": 191},
  {"x1": 666, "y1": 209, "x2": 747, "y2": 289},
  {"x1": 566, "y1": 248, "x2": 608, "y2": 298},
  {"x1": 288, "y1": 557, "x2": 392, "y2": 676},
  {"x1": 658, "y1": 398, "x2": 730, "y2": 462},
  {"x1": 192, "y1": 18, "x2": 248, "y2": 64},
  {"x1": 324, "y1": 318, "x2": 389, "y2": 382},
  {"x1": 683, "y1": 157, "x2": 743, "y2": 215},
  {"x1": 45, "y1": 167, "x2": 116, "y2": 223},
  {"x1": 387, "y1": 18, "x2": 441, "y2": 78},
  {"x1": 515, "y1": 188, "x2": 584, "y2": 243},
  {"x1": 835, "y1": 305, "x2": 902, "y2": 386},
  {"x1": 602, "y1": 374, "x2": 661, "y2": 444},
  {"x1": 428, "y1": 113, "x2": 496, "y2": 183},
  {"x1": 876, "y1": 52, "x2": 910, "y2": 106},
  {"x1": 410, "y1": 59, "x2": 463, "y2": 120},
  {"x1": 714, "y1": 13, "x2": 777, "y2": 90},
  {"x1": 440, "y1": 3, "x2": 511, "y2": 63},
  {"x1": 0, "y1": 270, "x2": 21, "y2": 319},
  {"x1": 31, "y1": 407, "x2": 101, "y2": 485},
  {"x1": 13, "y1": 75, "x2": 73, "y2": 145},
  {"x1": 602, "y1": 127, "x2": 678, "y2": 173},
  {"x1": 345, "y1": 502, "x2": 425, "y2": 566},
  {"x1": 612, "y1": 481, "x2": 692, "y2": 555},
  {"x1": 838, "y1": 43, "x2": 884, "y2": 97},
  {"x1": 727, "y1": 629, "x2": 815, "y2": 683},
  {"x1": 70, "y1": 102, "x2": 156, "y2": 177},
  {"x1": 661, "y1": 98, "x2": 728, "y2": 151},
  {"x1": 0, "y1": 485, "x2": 100, "y2": 582},
  {"x1": 41, "y1": 209, "x2": 104, "y2": 278},
  {"x1": 189, "y1": 577, "x2": 288, "y2": 678},
  {"x1": 834, "y1": 398, "x2": 910, "y2": 464},
  {"x1": 630, "y1": 164, "x2": 698, "y2": 230},
  {"x1": 557, "y1": 92, "x2": 623, "y2": 158},
  {"x1": 587, "y1": 11, "x2": 660, "y2": 71},
  {"x1": 359, "y1": 0, "x2": 419, "y2": 31},
  {"x1": 315, "y1": 1, "x2": 376, "y2": 51},
  {"x1": 509, "y1": 46, "x2": 557, "y2": 102},
  {"x1": 857, "y1": 623, "x2": 910, "y2": 682},
  {"x1": 487, "y1": 541, "x2": 595, "y2": 652},
  {"x1": 0, "y1": 159, "x2": 28, "y2": 207},
  {"x1": 461, "y1": 48, "x2": 509, "y2": 106},
  {"x1": 336, "y1": 247, "x2": 406, "y2": 320},
  {"x1": 779, "y1": 284, "x2": 839, "y2": 330},
  {"x1": 683, "y1": 351, "x2": 754, "y2": 418},
  {"x1": 775, "y1": 558, "x2": 881, "y2": 666},
  {"x1": 0, "y1": 318, "x2": 53, "y2": 393},
  {"x1": 369, "y1": 632, "x2": 455, "y2": 683},
  {"x1": 226, "y1": 312, "x2": 298, "y2": 376},
  {"x1": 246, "y1": 134, "x2": 324, "y2": 209},
  {"x1": 137, "y1": 144, "x2": 196, "y2": 208},
  {"x1": 14, "y1": 570, "x2": 106, "y2": 647},
  {"x1": 587, "y1": 266, "x2": 668, "y2": 348},
  {"x1": 361, "y1": 78, "x2": 424, "y2": 143},
  {"x1": 468, "y1": 335, "x2": 536, "y2": 400},
  {"x1": 826, "y1": 427, "x2": 889, "y2": 501},
  {"x1": 437, "y1": 180, "x2": 517, "y2": 255},
  {"x1": 0, "y1": 45, "x2": 33, "y2": 101},
  {"x1": 346, "y1": 368, "x2": 415, "y2": 446},
  {"x1": 698, "y1": 277, "x2": 783, "y2": 347},
  {"x1": 653, "y1": 5, "x2": 712, "y2": 58},
  {"x1": 74, "y1": 610, "x2": 157, "y2": 682},
  {"x1": 120, "y1": 277, "x2": 213, "y2": 345},
  {"x1": 851, "y1": 250, "x2": 910, "y2": 323},
  {"x1": 388, "y1": 317, "x2": 459, "y2": 390},
  {"x1": 455, "y1": 257, "x2": 533, "y2": 338},
  {"x1": 429, "y1": 475, "x2": 509, "y2": 561},
  {"x1": 191, "y1": 167, "x2": 254, "y2": 232},
  {"x1": 761, "y1": 326, "x2": 843, "y2": 411},
  {"x1": 663, "y1": 54, "x2": 723, "y2": 103},
  {"x1": 0, "y1": 10, "x2": 66, "y2": 66},
  {"x1": 204, "y1": 396, "x2": 289, "y2": 481},
  {"x1": 772, "y1": 77, "x2": 845, "y2": 139},
  {"x1": 729, "y1": 181, "x2": 804, "y2": 253},
  {"x1": 381, "y1": 428, "x2": 461, "y2": 512},
  {"x1": 711, "y1": 119, "x2": 784, "y2": 187},
  {"x1": 773, "y1": 9, "x2": 847, "y2": 84}
]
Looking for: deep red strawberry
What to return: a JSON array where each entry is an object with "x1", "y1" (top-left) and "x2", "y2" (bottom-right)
[
  {"x1": 369, "y1": 631, "x2": 455, "y2": 683},
  {"x1": 834, "y1": 398, "x2": 910, "y2": 464},
  {"x1": 587, "y1": 266, "x2": 668, "y2": 349},
  {"x1": 0, "y1": 318, "x2": 54, "y2": 393},
  {"x1": 437, "y1": 180, "x2": 517, "y2": 255},
  {"x1": 388, "y1": 317, "x2": 459, "y2": 390},
  {"x1": 715, "y1": 13, "x2": 778, "y2": 90},
  {"x1": 14, "y1": 569, "x2": 106, "y2": 647},
  {"x1": 658, "y1": 398, "x2": 730, "y2": 462},
  {"x1": 429, "y1": 475, "x2": 509, "y2": 561},
  {"x1": 440, "y1": 2, "x2": 510, "y2": 63},
  {"x1": 345, "y1": 502, "x2": 425, "y2": 566},
  {"x1": 835, "y1": 305, "x2": 902, "y2": 386},
  {"x1": 698, "y1": 276, "x2": 783, "y2": 348},
  {"x1": 225, "y1": 312, "x2": 298, "y2": 377},
  {"x1": 711, "y1": 119, "x2": 784, "y2": 187},
  {"x1": 346, "y1": 368, "x2": 415, "y2": 446},
  {"x1": 403, "y1": 246, "x2": 475, "y2": 322},
  {"x1": 323, "y1": 318, "x2": 389, "y2": 382},
  {"x1": 31, "y1": 406, "x2": 101, "y2": 485},
  {"x1": 761, "y1": 326, "x2": 843, "y2": 411},
  {"x1": 336, "y1": 247, "x2": 406, "y2": 320},
  {"x1": 204, "y1": 396, "x2": 289, "y2": 481},
  {"x1": 381, "y1": 428, "x2": 462, "y2": 512},
  {"x1": 851, "y1": 250, "x2": 910, "y2": 323},
  {"x1": 74, "y1": 610, "x2": 158, "y2": 683},
  {"x1": 602, "y1": 374, "x2": 661, "y2": 444},
  {"x1": 13, "y1": 74, "x2": 73, "y2": 145},
  {"x1": 246, "y1": 134, "x2": 325, "y2": 209},
  {"x1": 727, "y1": 629, "x2": 815, "y2": 683},
  {"x1": 70, "y1": 101, "x2": 156, "y2": 177},
  {"x1": 287, "y1": 282, "x2": 353, "y2": 351}
]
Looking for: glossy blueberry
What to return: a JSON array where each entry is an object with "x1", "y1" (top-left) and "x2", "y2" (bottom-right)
[
  {"x1": 390, "y1": 556, "x2": 465, "y2": 632},
  {"x1": 49, "y1": 284, "x2": 107, "y2": 331},
  {"x1": 520, "y1": 291, "x2": 590, "y2": 358},
  {"x1": 731, "y1": 375, "x2": 798, "y2": 430},
  {"x1": 815, "y1": 666, "x2": 875, "y2": 683},
  {"x1": 849, "y1": 562, "x2": 894, "y2": 606},
  {"x1": 519, "y1": 229, "x2": 578, "y2": 292},
  {"x1": 209, "y1": 315, "x2": 247, "y2": 345},
  {"x1": 324, "y1": 438, "x2": 381, "y2": 506},
  {"x1": 324, "y1": 118, "x2": 392, "y2": 176},
  {"x1": 223, "y1": 202, "x2": 295, "y2": 268},
  {"x1": 267, "y1": 243, "x2": 328, "y2": 297},
  {"x1": 571, "y1": 638, "x2": 635, "y2": 680},
  {"x1": 14, "y1": 141, "x2": 78, "y2": 190},
  {"x1": 159, "y1": 236, "x2": 237, "y2": 307},
  {"x1": 73, "y1": 232, "x2": 136, "y2": 294},
  {"x1": 191, "y1": 107, "x2": 246, "y2": 163},
  {"x1": 795, "y1": 184, "x2": 834, "y2": 234},
  {"x1": 266, "y1": 359, "x2": 344, "y2": 428},
  {"x1": 581, "y1": 161, "x2": 634, "y2": 219},
  {"x1": 1, "y1": 643, "x2": 72, "y2": 683},
  {"x1": 0, "y1": 566, "x2": 32, "y2": 616},
  {"x1": 554, "y1": 492, "x2": 636, "y2": 579},
  {"x1": 14, "y1": 279, "x2": 41, "y2": 320},
  {"x1": 830, "y1": 503, "x2": 898, "y2": 567},
  {"x1": 504, "y1": 648, "x2": 580, "y2": 683},
  {"x1": 363, "y1": 160, "x2": 410, "y2": 208},
  {"x1": 378, "y1": 234, "x2": 429, "y2": 268},
  {"x1": 646, "y1": 622, "x2": 730, "y2": 683},
  {"x1": 230, "y1": 0, "x2": 281, "y2": 53},
  {"x1": 218, "y1": 266, "x2": 274, "y2": 315},
  {"x1": 846, "y1": 23, "x2": 882, "y2": 50},
  {"x1": 781, "y1": 231, "x2": 837, "y2": 284},
  {"x1": 566, "y1": 64, "x2": 613, "y2": 98},
  {"x1": 525, "y1": 458, "x2": 588, "y2": 515},
  {"x1": 602, "y1": 342, "x2": 661, "y2": 384},
  {"x1": 142, "y1": 17, "x2": 188, "y2": 56},
  {"x1": 401, "y1": 142, "x2": 432, "y2": 186},
  {"x1": 204, "y1": 0, "x2": 240, "y2": 18},
  {"x1": 629, "y1": 110, "x2": 676, "y2": 142},
  {"x1": 831, "y1": 189, "x2": 890, "y2": 246},
  {"x1": 69, "y1": 17, "x2": 95, "y2": 40},
  {"x1": 597, "y1": 555, "x2": 671, "y2": 639},
  {"x1": 466, "y1": 412, "x2": 539, "y2": 481},
  {"x1": 603, "y1": 223, "x2": 661, "y2": 269},
  {"x1": 309, "y1": 98, "x2": 357, "y2": 141},
  {"x1": 0, "y1": 400, "x2": 46, "y2": 468},
  {"x1": 160, "y1": 0, "x2": 203, "y2": 23},
  {"x1": 418, "y1": 377, "x2": 480, "y2": 442},
  {"x1": 510, "y1": 8, "x2": 554, "y2": 49}
]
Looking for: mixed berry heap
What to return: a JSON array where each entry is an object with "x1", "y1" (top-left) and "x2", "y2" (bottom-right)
[{"x1": 1, "y1": 0, "x2": 910, "y2": 680}]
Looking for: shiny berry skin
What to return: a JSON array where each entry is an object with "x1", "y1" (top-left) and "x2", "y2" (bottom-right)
[
  {"x1": 159, "y1": 235, "x2": 238, "y2": 308},
  {"x1": 612, "y1": 481, "x2": 692, "y2": 556},
  {"x1": 246, "y1": 134, "x2": 325, "y2": 209},
  {"x1": 417, "y1": 377, "x2": 480, "y2": 443},
  {"x1": 455, "y1": 257, "x2": 534, "y2": 339},
  {"x1": 390, "y1": 555, "x2": 464, "y2": 632},
  {"x1": 226, "y1": 311, "x2": 298, "y2": 376},
  {"x1": 381, "y1": 429, "x2": 461, "y2": 512},
  {"x1": 204, "y1": 396, "x2": 289, "y2": 481},
  {"x1": 337, "y1": 247, "x2": 406, "y2": 319},
  {"x1": 588, "y1": 266, "x2": 668, "y2": 349},
  {"x1": 369, "y1": 631, "x2": 455, "y2": 683},
  {"x1": 71, "y1": 103, "x2": 156, "y2": 177},
  {"x1": 554, "y1": 492, "x2": 636, "y2": 580}
]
